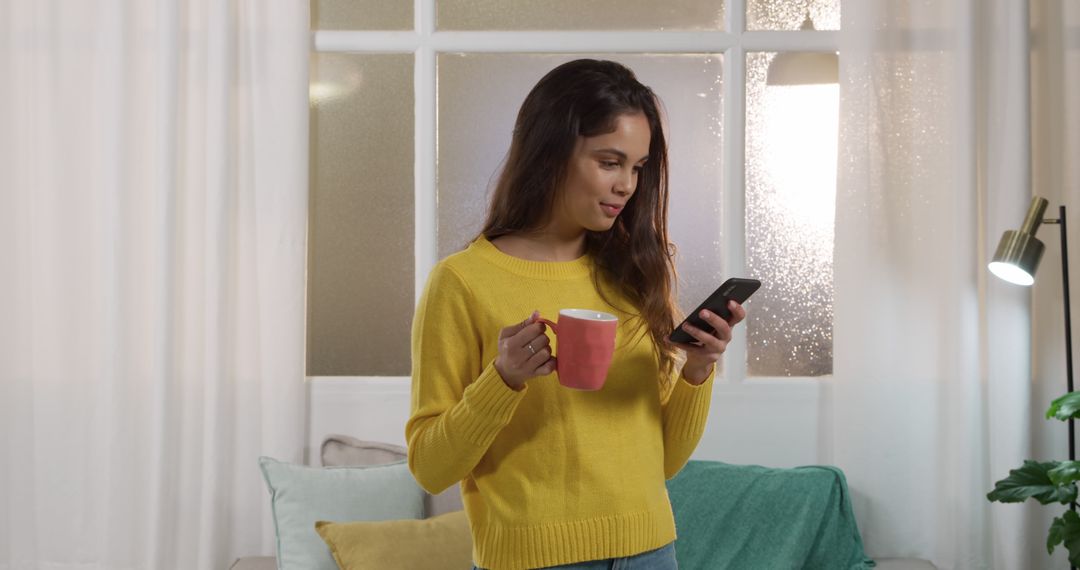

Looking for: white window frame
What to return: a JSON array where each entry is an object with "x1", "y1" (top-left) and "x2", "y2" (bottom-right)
[{"x1": 311, "y1": 0, "x2": 840, "y2": 384}]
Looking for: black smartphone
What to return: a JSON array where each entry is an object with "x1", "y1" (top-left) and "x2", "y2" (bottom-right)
[{"x1": 669, "y1": 277, "x2": 761, "y2": 345}]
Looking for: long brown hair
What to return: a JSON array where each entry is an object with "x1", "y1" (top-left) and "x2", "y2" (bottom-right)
[{"x1": 478, "y1": 59, "x2": 680, "y2": 378}]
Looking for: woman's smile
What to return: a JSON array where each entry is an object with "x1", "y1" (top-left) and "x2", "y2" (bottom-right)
[{"x1": 600, "y1": 202, "x2": 624, "y2": 217}]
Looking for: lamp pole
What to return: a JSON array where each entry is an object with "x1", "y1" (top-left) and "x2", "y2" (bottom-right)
[{"x1": 1046, "y1": 206, "x2": 1075, "y2": 515}]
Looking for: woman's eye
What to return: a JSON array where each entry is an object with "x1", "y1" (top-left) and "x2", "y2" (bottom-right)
[{"x1": 600, "y1": 161, "x2": 619, "y2": 169}]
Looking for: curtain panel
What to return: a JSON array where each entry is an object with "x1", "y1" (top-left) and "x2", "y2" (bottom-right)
[
  {"x1": 830, "y1": 1, "x2": 1079, "y2": 568},
  {"x1": 0, "y1": 1, "x2": 309, "y2": 568}
]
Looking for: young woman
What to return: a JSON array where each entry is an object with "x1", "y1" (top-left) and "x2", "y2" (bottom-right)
[{"x1": 406, "y1": 59, "x2": 746, "y2": 570}]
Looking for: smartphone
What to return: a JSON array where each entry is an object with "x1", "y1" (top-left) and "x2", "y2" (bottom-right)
[{"x1": 669, "y1": 277, "x2": 761, "y2": 345}]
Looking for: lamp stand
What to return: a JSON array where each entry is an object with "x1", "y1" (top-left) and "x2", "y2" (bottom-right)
[{"x1": 1048, "y1": 205, "x2": 1075, "y2": 512}]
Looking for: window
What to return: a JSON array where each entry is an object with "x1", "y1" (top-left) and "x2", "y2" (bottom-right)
[{"x1": 307, "y1": 0, "x2": 840, "y2": 379}]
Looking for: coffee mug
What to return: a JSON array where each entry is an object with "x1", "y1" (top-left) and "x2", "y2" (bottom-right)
[{"x1": 537, "y1": 309, "x2": 618, "y2": 390}]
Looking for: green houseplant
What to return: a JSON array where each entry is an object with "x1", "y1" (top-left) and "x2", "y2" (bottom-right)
[{"x1": 988, "y1": 392, "x2": 1080, "y2": 564}]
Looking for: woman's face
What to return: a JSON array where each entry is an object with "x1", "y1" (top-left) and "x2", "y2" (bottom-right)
[{"x1": 550, "y1": 112, "x2": 651, "y2": 235}]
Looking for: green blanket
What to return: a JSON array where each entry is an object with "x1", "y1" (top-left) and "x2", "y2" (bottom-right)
[{"x1": 666, "y1": 461, "x2": 876, "y2": 570}]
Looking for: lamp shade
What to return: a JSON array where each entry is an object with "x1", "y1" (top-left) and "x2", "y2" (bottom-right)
[
  {"x1": 989, "y1": 231, "x2": 1044, "y2": 285},
  {"x1": 765, "y1": 15, "x2": 838, "y2": 86},
  {"x1": 988, "y1": 196, "x2": 1049, "y2": 286},
  {"x1": 766, "y1": 52, "x2": 838, "y2": 86}
]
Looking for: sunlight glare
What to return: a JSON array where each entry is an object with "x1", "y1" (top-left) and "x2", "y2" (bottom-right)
[{"x1": 761, "y1": 83, "x2": 839, "y2": 232}]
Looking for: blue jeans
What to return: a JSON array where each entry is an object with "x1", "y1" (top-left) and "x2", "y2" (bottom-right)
[{"x1": 473, "y1": 541, "x2": 677, "y2": 570}]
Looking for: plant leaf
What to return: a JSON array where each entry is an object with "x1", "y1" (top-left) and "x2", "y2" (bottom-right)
[
  {"x1": 1051, "y1": 462, "x2": 1080, "y2": 486},
  {"x1": 987, "y1": 460, "x2": 1077, "y2": 505},
  {"x1": 1049, "y1": 515, "x2": 1065, "y2": 555},
  {"x1": 1047, "y1": 393, "x2": 1080, "y2": 421},
  {"x1": 1058, "y1": 509, "x2": 1080, "y2": 561}
]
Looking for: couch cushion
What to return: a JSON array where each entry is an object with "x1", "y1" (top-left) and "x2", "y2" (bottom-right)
[
  {"x1": 258, "y1": 456, "x2": 425, "y2": 570},
  {"x1": 315, "y1": 510, "x2": 472, "y2": 570},
  {"x1": 425, "y1": 485, "x2": 465, "y2": 518},
  {"x1": 319, "y1": 434, "x2": 464, "y2": 517},
  {"x1": 321, "y1": 435, "x2": 407, "y2": 466}
]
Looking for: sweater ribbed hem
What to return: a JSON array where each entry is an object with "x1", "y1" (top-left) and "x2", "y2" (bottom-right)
[
  {"x1": 469, "y1": 236, "x2": 593, "y2": 280},
  {"x1": 472, "y1": 510, "x2": 676, "y2": 570},
  {"x1": 457, "y1": 363, "x2": 527, "y2": 448},
  {"x1": 666, "y1": 371, "x2": 715, "y2": 440}
]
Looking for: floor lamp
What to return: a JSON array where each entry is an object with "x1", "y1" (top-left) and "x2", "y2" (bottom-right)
[{"x1": 988, "y1": 195, "x2": 1075, "y2": 500}]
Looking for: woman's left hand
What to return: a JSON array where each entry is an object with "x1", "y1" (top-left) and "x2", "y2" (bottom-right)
[{"x1": 669, "y1": 300, "x2": 747, "y2": 385}]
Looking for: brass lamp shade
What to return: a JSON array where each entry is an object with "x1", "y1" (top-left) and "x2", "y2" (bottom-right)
[
  {"x1": 988, "y1": 196, "x2": 1049, "y2": 286},
  {"x1": 989, "y1": 230, "x2": 1045, "y2": 286}
]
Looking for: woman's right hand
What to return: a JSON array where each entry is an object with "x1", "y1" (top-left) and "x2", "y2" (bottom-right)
[{"x1": 494, "y1": 311, "x2": 556, "y2": 391}]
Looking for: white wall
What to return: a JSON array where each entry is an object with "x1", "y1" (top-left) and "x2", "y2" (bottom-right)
[
  {"x1": 306, "y1": 377, "x2": 822, "y2": 468},
  {"x1": 306, "y1": 377, "x2": 411, "y2": 464}
]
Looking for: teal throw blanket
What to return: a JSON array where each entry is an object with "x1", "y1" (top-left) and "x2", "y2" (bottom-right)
[{"x1": 666, "y1": 460, "x2": 876, "y2": 570}]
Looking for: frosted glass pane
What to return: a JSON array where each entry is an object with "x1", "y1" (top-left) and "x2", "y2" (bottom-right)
[
  {"x1": 745, "y1": 52, "x2": 836, "y2": 376},
  {"x1": 437, "y1": 54, "x2": 723, "y2": 326},
  {"x1": 312, "y1": 0, "x2": 412, "y2": 30},
  {"x1": 308, "y1": 54, "x2": 414, "y2": 376},
  {"x1": 747, "y1": 0, "x2": 840, "y2": 31},
  {"x1": 438, "y1": 1, "x2": 723, "y2": 31}
]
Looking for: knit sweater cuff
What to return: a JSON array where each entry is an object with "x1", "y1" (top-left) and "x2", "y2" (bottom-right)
[
  {"x1": 665, "y1": 369, "x2": 715, "y2": 440},
  {"x1": 459, "y1": 362, "x2": 528, "y2": 447}
]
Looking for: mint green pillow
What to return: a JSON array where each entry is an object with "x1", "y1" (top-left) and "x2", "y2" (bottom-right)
[{"x1": 258, "y1": 457, "x2": 425, "y2": 570}]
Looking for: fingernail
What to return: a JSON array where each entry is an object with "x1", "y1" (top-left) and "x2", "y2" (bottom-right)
[{"x1": 700, "y1": 310, "x2": 710, "y2": 318}]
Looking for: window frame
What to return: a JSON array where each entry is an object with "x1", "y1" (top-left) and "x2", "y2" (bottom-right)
[{"x1": 310, "y1": 0, "x2": 840, "y2": 383}]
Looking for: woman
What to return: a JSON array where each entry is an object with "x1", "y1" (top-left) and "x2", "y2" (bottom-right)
[{"x1": 406, "y1": 59, "x2": 746, "y2": 570}]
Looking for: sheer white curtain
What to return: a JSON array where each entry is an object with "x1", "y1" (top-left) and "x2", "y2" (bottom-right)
[
  {"x1": 829, "y1": 0, "x2": 1079, "y2": 568},
  {"x1": 0, "y1": 1, "x2": 308, "y2": 569}
]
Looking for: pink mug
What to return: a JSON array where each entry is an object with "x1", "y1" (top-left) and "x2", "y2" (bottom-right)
[{"x1": 537, "y1": 309, "x2": 618, "y2": 390}]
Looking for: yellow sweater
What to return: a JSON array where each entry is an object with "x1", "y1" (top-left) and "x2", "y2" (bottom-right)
[{"x1": 405, "y1": 237, "x2": 714, "y2": 570}]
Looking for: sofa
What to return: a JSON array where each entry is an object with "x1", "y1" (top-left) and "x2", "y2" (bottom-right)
[{"x1": 233, "y1": 435, "x2": 935, "y2": 570}]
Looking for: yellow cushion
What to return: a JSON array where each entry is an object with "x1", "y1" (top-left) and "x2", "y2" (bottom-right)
[{"x1": 315, "y1": 510, "x2": 472, "y2": 570}]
